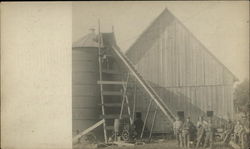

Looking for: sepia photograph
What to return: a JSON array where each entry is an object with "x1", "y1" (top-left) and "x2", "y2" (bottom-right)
[
  {"x1": 72, "y1": 2, "x2": 249, "y2": 149},
  {"x1": 1, "y1": 1, "x2": 249, "y2": 149}
]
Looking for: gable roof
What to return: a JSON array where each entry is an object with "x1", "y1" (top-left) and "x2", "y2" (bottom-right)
[{"x1": 125, "y1": 8, "x2": 238, "y2": 81}]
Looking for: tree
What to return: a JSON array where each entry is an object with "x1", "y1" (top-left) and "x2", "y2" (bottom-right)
[{"x1": 234, "y1": 79, "x2": 250, "y2": 114}]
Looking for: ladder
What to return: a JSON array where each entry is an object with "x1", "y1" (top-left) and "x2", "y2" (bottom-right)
[{"x1": 98, "y1": 48, "x2": 133, "y2": 143}]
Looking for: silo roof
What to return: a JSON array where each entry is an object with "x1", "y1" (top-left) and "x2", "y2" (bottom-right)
[{"x1": 73, "y1": 32, "x2": 100, "y2": 48}]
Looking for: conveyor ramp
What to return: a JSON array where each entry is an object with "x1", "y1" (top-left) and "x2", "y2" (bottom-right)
[{"x1": 111, "y1": 44, "x2": 176, "y2": 123}]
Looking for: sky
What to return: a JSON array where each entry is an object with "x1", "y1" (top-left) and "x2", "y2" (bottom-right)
[{"x1": 73, "y1": 1, "x2": 249, "y2": 83}]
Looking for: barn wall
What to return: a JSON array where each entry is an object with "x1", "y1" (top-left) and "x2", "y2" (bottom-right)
[{"x1": 129, "y1": 14, "x2": 235, "y2": 133}]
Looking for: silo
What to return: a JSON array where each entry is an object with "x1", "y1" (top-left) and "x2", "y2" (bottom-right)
[{"x1": 72, "y1": 29, "x2": 101, "y2": 136}]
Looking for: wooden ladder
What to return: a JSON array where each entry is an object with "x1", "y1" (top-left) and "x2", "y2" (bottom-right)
[{"x1": 98, "y1": 48, "x2": 132, "y2": 143}]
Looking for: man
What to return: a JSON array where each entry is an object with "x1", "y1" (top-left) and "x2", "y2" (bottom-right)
[
  {"x1": 173, "y1": 117, "x2": 183, "y2": 147},
  {"x1": 241, "y1": 118, "x2": 250, "y2": 149},
  {"x1": 133, "y1": 113, "x2": 144, "y2": 139},
  {"x1": 233, "y1": 121, "x2": 243, "y2": 144},
  {"x1": 182, "y1": 117, "x2": 195, "y2": 148},
  {"x1": 223, "y1": 119, "x2": 234, "y2": 144},
  {"x1": 203, "y1": 119, "x2": 214, "y2": 149},
  {"x1": 196, "y1": 116, "x2": 207, "y2": 148}
]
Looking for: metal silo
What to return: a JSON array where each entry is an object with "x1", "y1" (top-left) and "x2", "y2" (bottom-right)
[{"x1": 72, "y1": 29, "x2": 101, "y2": 136}]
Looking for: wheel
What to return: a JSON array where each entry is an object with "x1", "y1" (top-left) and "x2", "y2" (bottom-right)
[{"x1": 121, "y1": 129, "x2": 130, "y2": 141}]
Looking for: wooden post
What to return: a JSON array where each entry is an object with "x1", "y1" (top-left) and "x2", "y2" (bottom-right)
[
  {"x1": 119, "y1": 96, "x2": 125, "y2": 119},
  {"x1": 97, "y1": 19, "x2": 108, "y2": 143},
  {"x1": 140, "y1": 99, "x2": 152, "y2": 139},
  {"x1": 120, "y1": 73, "x2": 129, "y2": 119},
  {"x1": 132, "y1": 85, "x2": 137, "y2": 122},
  {"x1": 149, "y1": 107, "x2": 158, "y2": 141},
  {"x1": 73, "y1": 119, "x2": 104, "y2": 144}
]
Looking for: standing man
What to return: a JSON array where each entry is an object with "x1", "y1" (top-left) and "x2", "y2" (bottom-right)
[
  {"x1": 173, "y1": 116, "x2": 183, "y2": 147},
  {"x1": 233, "y1": 120, "x2": 243, "y2": 144},
  {"x1": 182, "y1": 117, "x2": 194, "y2": 148},
  {"x1": 241, "y1": 118, "x2": 250, "y2": 149},
  {"x1": 223, "y1": 119, "x2": 234, "y2": 144},
  {"x1": 196, "y1": 116, "x2": 207, "y2": 148},
  {"x1": 133, "y1": 113, "x2": 144, "y2": 139},
  {"x1": 203, "y1": 118, "x2": 214, "y2": 149}
]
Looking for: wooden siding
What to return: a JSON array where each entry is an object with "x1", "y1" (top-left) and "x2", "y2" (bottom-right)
[
  {"x1": 126, "y1": 9, "x2": 236, "y2": 133},
  {"x1": 133, "y1": 84, "x2": 233, "y2": 133}
]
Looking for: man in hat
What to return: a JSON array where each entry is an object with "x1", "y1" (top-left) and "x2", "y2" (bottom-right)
[
  {"x1": 196, "y1": 116, "x2": 207, "y2": 148},
  {"x1": 173, "y1": 116, "x2": 183, "y2": 147},
  {"x1": 182, "y1": 117, "x2": 195, "y2": 148},
  {"x1": 203, "y1": 118, "x2": 214, "y2": 149},
  {"x1": 233, "y1": 120, "x2": 243, "y2": 144},
  {"x1": 223, "y1": 119, "x2": 234, "y2": 144}
]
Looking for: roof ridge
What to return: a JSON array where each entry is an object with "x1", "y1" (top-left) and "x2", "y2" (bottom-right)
[
  {"x1": 125, "y1": 8, "x2": 169, "y2": 54},
  {"x1": 167, "y1": 9, "x2": 238, "y2": 81},
  {"x1": 125, "y1": 8, "x2": 238, "y2": 81}
]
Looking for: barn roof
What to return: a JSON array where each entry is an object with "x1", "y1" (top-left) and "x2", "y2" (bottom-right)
[{"x1": 125, "y1": 8, "x2": 238, "y2": 81}]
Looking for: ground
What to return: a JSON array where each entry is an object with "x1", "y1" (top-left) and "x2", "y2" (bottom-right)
[
  {"x1": 107, "y1": 141, "x2": 233, "y2": 149},
  {"x1": 75, "y1": 140, "x2": 233, "y2": 149}
]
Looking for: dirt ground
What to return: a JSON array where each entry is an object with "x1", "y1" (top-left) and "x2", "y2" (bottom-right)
[
  {"x1": 106, "y1": 141, "x2": 233, "y2": 149},
  {"x1": 75, "y1": 140, "x2": 233, "y2": 149}
]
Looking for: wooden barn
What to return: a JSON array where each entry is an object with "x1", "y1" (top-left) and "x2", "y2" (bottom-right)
[{"x1": 126, "y1": 8, "x2": 238, "y2": 133}]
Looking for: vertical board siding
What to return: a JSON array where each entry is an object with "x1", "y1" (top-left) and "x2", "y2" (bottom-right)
[
  {"x1": 127, "y1": 10, "x2": 235, "y2": 133},
  {"x1": 133, "y1": 84, "x2": 234, "y2": 133}
]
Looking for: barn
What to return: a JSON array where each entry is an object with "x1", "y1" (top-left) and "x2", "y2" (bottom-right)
[
  {"x1": 126, "y1": 8, "x2": 238, "y2": 133},
  {"x1": 72, "y1": 8, "x2": 238, "y2": 142}
]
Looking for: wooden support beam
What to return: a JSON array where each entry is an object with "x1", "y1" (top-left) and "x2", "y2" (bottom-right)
[
  {"x1": 102, "y1": 98, "x2": 122, "y2": 101},
  {"x1": 149, "y1": 107, "x2": 158, "y2": 141},
  {"x1": 102, "y1": 69, "x2": 121, "y2": 75},
  {"x1": 100, "y1": 114, "x2": 129, "y2": 119},
  {"x1": 103, "y1": 91, "x2": 122, "y2": 96},
  {"x1": 132, "y1": 85, "x2": 137, "y2": 122},
  {"x1": 73, "y1": 119, "x2": 104, "y2": 144},
  {"x1": 99, "y1": 103, "x2": 122, "y2": 107},
  {"x1": 119, "y1": 97, "x2": 125, "y2": 119},
  {"x1": 98, "y1": 20, "x2": 108, "y2": 143},
  {"x1": 97, "y1": 81, "x2": 125, "y2": 85},
  {"x1": 122, "y1": 73, "x2": 133, "y2": 124},
  {"x1": 140, "y1": 100, "x2": 152, "y2": 139},
  {"x1": 124, "y1": 96, "x2": 133, "y2": 125}
]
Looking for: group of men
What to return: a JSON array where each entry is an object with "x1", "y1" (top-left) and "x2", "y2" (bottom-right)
[
  {"x1": 223, "y1": 119, "x2": 250, "y2": 148},
  {"x1": 173, "y1": 116, "x2": 214, "y2": 148}
]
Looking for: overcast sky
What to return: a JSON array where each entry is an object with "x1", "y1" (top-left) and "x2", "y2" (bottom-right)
[{"x1": 73, "y1": 1, "x2": 249, "y2": 82}]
